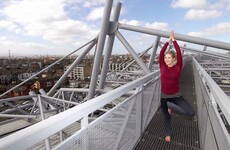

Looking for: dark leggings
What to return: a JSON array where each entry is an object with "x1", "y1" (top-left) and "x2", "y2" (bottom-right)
[{"x1": 160, "y1": 96, "x2": 195, "y2": 136}]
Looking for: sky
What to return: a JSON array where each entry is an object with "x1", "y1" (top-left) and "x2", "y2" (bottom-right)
[{"x1": 0, "y1": 0, "x2": 230, "y2": 56}]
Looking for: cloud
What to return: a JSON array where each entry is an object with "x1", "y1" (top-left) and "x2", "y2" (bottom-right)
[
  {"x1": 0, "y1": 36, "x2": 55, "y2": 55},
  {"x1": 2, "y1": 0, "x2": 67, "y2": 24},
  {"x1": 0, "y1": 36, "x2": 7, "y2": 41},
  {"x1": 120, "y1": 19, "x2": 141, "y2": 26},
  {"x1": 171, "y1": 0, "x2": 207, "y2": 9},
  {"x1": 0, "y1": 0, "x2": 98, "y2": 45},
  {"x1": 188, "y1": 22, "x2": 230, "y2": 37},
  {"x1": 85, "y1": 4, "x2": 124, "y2": 21},
  {"x1": 144, "y1": 22, "x2": 169, "y2": 31},
  {"x1": 83, "y1": 0, "x2": 105, "y2": 8},
  {"x1": 120, "y1": 19, "x2": 169, "y2": 31},
  {"x1": 209, "y1": 0, "x2": 230, "y2": 9},
  {"x1": 0, "y1": 0, "x2": 101, "y2": 56},
  {"x1": 228, "y1": 3, "x2": 230, "y2": 10},
  {"x1": 185, "y1": 9, "x2": 222, "y2": 20},
  {"x1": 209, "y1": 3, "x2": 224, "y2": 9},
  {"x1": 187, "y1": 31, "x2": 209, "y2": 37},
  {"x1": 0, "y1": 20, "x2": 18, "y2": 31},
  {"x1": 86, "y1": 7, "x2": 104, "y2": 21},
  {"x1": 205, "y1": 22, "x2": 230, "y2": 33},
  {"x1": 83, "y1": 0, "x2": 124, "y2": 8}
]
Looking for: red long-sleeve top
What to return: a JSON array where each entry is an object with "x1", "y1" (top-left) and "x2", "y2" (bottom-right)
[{"x1": 159, "y1": 41, "x2": 182, "y2": 95}]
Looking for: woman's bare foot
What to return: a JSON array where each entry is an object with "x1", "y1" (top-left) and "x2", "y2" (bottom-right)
[
  {"x1": 168, "y1": 108, "x2": 172, "y2": 114},
  {"x1": 165, "y1": 136, "x2": 171, "y2": 142}
]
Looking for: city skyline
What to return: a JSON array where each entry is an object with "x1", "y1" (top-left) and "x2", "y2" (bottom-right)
[{"x1": 0, "y1": 0, "x2": 230, "y2": 56}]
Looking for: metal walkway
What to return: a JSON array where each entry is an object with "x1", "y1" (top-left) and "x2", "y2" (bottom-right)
[{"x1": 134, "y1": 61, "x2": 200, "y2": 150}]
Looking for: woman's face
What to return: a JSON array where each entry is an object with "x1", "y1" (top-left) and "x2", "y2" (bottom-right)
[{"x1": 164, "y1": 54, "x2": 175, "y2": 67}]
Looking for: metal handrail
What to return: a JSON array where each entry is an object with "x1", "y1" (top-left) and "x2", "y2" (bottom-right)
[{"x1": 0, "y1": 70, "x2": 160, "y2": 150}]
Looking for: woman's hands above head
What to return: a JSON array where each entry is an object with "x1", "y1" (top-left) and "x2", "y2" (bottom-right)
[{"x1": 169, "y1": 30, "x2": 175, "y2": 42}]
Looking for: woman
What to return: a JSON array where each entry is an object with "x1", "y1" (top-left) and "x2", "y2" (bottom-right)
[{"x1": 159, "y1": 31, "x2": 195, "y2": 142}]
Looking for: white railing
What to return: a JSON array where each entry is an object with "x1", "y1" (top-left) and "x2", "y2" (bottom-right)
[
  {"x1": 193, "y1": 57, "x2": 230, "y2": 150},
  {"x1": 0, "y1": 70, "x2": 160, "y2": 150}
]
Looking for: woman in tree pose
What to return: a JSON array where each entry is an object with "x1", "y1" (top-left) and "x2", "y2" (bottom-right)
[{"x1": 159, "y1": 31, "x2": 195, "y2": 142}]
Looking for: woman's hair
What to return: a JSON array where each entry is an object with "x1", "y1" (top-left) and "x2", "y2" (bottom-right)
[{"x1": 165, "y1": 50, "x2": 176, "y2": 59}]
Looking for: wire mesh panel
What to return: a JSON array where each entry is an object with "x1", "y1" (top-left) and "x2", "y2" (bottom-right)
[
  {"x1": 141, "y1": 80, "x2": 161, "y2": 128},
  {"x1": 56, "y1": 78, "x2": 160, "y2": 150},
  {"x1": 63, "y1": 98, "x2": 137, "y2": 150},
  {"x1": 65, "y1": 136, "x2": 85, "y2": 150}
]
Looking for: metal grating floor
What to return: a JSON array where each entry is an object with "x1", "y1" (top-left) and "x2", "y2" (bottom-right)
[{"x1": 134, "y1": 60, "x2": 200, "y2": 150}]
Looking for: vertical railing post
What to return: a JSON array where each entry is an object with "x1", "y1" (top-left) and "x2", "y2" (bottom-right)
[
  {"x1": 81, "y1": 116, "x2": 89, "y2": 150},
  {"x1": 136, "y1": 85, "x2": 143, "y2": 139},
  {"x1": 38, "y1": 95, "x2": 51, "y2": 150}
]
